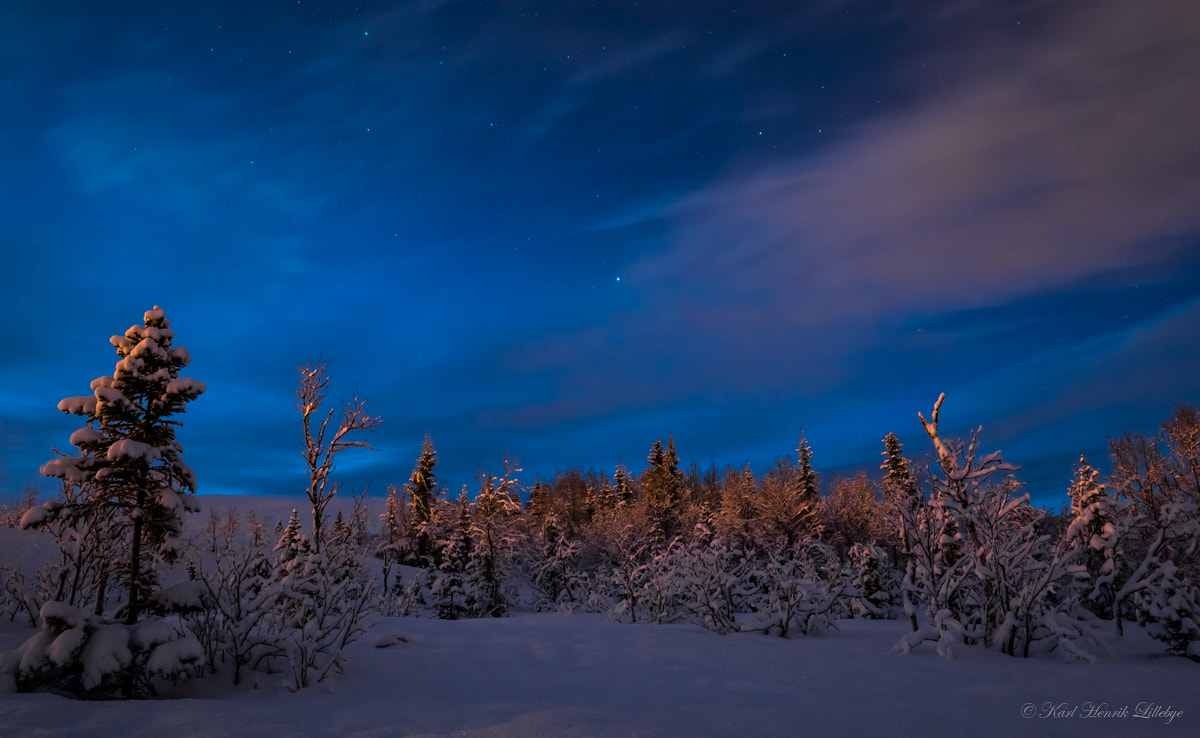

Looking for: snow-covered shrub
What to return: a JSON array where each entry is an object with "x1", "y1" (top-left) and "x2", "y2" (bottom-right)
[
  {"x1": 1029, "y1": 604, "x2": 1109, "y2": 664},
  {"x1": 1137, "y1": 571, "x2": 1200, "y2": 661},
  {"x1": 750, "y1": 543, "x2": 844, "y2": 637},
  {"x1": 894, "y1": 608, "x2": 969, "y2": 661},
  {"x1": 276, "y1": 532, "x2": 376, "y2": 690},
  {"x1": 821, "y1": 474, "x2": 888, "y2": 553},
  {"x1": 380, "y1": 570, "x2": 426, "y2": 618},
  {"x1": 1, "y1": 566, "x2": 41, "y2": 625},
  {"x1": 1110, "y1": 500, "x2": 1200, "y2": 660},
  {"x1": 173, "y1": 537, "x2": 283, "y2": 685},
  {"x1": 1, "y1": 601, "x2": 201, "y2": 698},
  {"x1": 842, "y1": 543, "x2": 897, "y2": 619},
  {"x1": 635, "y1": 540, "x2": 682, "y2": 625},
  {"x1": 670, "y1": 526, "x2": 751, "y2": 634},
  {"x1": 0, "y1": 485, "x2": 38, "y2": 528},
  {"x1": 532, "y1": 514, "x2": 593, "y2": 612},
  {"x1": 891, "y1": 395, "x2": 1084, "y2": 659},
  {"x1": 587, "y1": 505, "x2": 659, "y2": 624},
  {"x1": 18, "y1": 486, "x2": 126, "y2": 617}
]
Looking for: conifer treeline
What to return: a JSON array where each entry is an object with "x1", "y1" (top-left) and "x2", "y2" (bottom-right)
[{"x1": 375, "y1": 400, "x2": 1200, "y2": 663}]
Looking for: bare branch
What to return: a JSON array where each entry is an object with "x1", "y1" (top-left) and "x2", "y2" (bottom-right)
[{"x1": 296, "y1": 361, "x2": 382, "y2": 551}]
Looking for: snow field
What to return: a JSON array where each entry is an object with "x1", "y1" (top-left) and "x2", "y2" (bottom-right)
[{"x1": 1, "y1": 609, "x2": 1194, "y2": 737}]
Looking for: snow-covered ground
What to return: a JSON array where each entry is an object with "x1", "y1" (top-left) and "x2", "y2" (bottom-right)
[{"x1": 1, "y1": 496, "x2": 1194, "y2": 737}]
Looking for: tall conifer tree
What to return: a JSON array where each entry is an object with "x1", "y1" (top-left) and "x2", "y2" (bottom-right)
[{"x1": 42, "y1": 306, "x2": 205, "y2": 623}]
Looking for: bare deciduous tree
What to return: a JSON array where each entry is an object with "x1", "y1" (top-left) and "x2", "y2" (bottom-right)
[{"x1": 295, "y1": 361, "x2": 382, "y2": 551}]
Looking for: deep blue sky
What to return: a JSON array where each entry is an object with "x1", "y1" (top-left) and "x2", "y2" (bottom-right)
[{"x1": 2, "y1": 1, "x2": 1198, "y2": 508}]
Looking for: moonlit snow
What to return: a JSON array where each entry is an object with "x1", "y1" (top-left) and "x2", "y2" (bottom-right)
[{"x1": 0, "y1": 496, "x2": 1192, "y2": 738}]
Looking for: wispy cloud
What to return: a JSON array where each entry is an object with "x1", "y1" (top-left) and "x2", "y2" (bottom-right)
[{"x1": 645, "y1": 0, "x2": 1200, "y2": 315}]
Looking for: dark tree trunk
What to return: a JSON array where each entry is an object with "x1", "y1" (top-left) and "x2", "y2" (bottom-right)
[
  {"x1": 126, "y1": 488, "x2": 145, "y2": 625},
  {"x1": 93, "y1": 566, "x2": 108, "y2": 616}
]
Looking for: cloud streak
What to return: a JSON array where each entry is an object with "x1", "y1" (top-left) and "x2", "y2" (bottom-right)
[{"x1": 649, "y1": 0, "x2": 1200, "y2": 314}]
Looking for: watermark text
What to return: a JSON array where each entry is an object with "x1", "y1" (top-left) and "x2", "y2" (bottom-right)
[{"x1": 1021, "y1": 701, "x2": 1182, "y2": 725}]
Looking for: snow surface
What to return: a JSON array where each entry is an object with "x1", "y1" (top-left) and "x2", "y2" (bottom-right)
[{"x1": 1, "y1": 496, "x2": 1195, "y2": 737}]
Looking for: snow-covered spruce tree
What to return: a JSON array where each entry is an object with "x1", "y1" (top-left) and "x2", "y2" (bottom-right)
[
  {"x1": 39, "y1": 306, "x2": 205, "y2": 625},
  {"x1": 431, "y1": 490, "x2": 472, "y2": 620},
  {"x1": 405, "y1": 436, "x2": 441, "y2": 566},
  {"x1": 273, "y1": 509, "x2": 306, "y2": 581},
  {"x1": 377, "y1": 485, "x2": 408, "y2": 594},
  {"x1": 295, "y1": 360, "x2": 382, "y2": 553},
  {"x1": 1063, "y1": 458, "x2": 1118, "y2": 619},
  {"x1": 613, "y1": 463, "x2": 636, "y2": 507},
  {"x1": 2, "y1": 599, "x2": 203, "y2": 698},
  {"x1": 794, "y1": 435, "x2": 822, "y2": 537},
  {"x1": 588, "y1": 476, "x2": 616, "y2": 517},
  {"x1": 527, "y1": 478, "x2": 553, "y2": 520},
  {"x1": 468, "y1": 474, "x2": 521, "y2": 618},
  {"x1": 880, "y1": 432, "x2": 924, "y2": 632},
  {"x1": 881, "y1": 432, "x2": 918, "y2": 499},
  {"x1": 531, "y1": 496, "x2": 609, "y2": 614},
  {"x1": 642, "y1": 437, "x2": 683, "y2": 538}
]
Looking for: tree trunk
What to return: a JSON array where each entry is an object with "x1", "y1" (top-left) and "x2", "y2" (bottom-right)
[
  {"x1": 94, "y1": 565, "x2": 108, "y2": 616},
  {"x1": 311, "y1": 500, "x2": 324, "y2": 553},
  {"x1": 126, "y1": 488, "x2": 145, "y2": 625}
]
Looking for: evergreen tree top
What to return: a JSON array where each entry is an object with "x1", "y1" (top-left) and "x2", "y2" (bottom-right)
[
  {"x1": 1068, "y1": 456, "x2": 1105, "y2": 515},
  {"x1": 407, "y1": 436, "x2": 439, "y2": 495},
  {"x1": 648, "y1": 440, "x2": 665, "y2": 469},
  {"x1": 795, "y1": 433, "x2": 818, "y2": 501},
  {"x1": 880, "y1": 432, "x2": 918, "y2": 498}
]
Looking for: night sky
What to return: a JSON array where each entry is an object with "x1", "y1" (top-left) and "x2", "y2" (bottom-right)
[{"x1": 2, "y1": 1, "x2": 1198, "y2": 508}]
